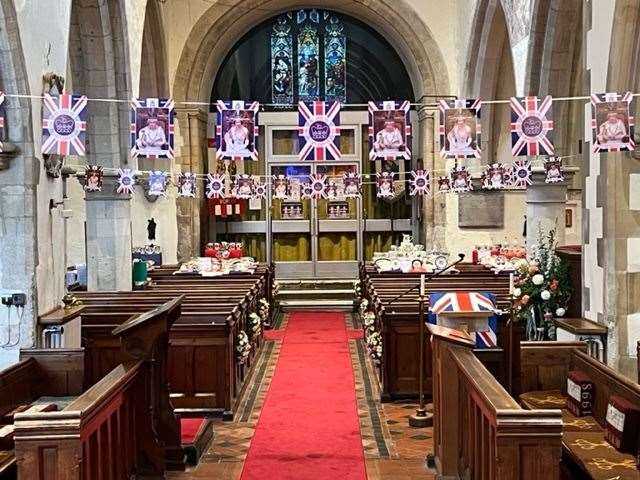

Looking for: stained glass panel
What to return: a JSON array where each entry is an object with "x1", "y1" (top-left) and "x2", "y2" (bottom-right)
[
  {"x1": 271, "y1": 16, "x2": 294, "y2": 105},
  {"x1": 324, "y1": 15, "x2": 346, "y2": 103},
  {"x1": 297, "y1": 24, "x2": 320, "y2": 102}
]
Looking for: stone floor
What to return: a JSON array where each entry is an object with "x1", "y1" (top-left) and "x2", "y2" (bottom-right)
[{"x1": 168, "y1": 312, "x2": 434, "y2": 479}]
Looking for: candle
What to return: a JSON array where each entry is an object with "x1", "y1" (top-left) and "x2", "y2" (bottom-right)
[
  {"x1": 420, "y1": 274, "x2": 425, "y2": 297},
  {"x1": 509, "y1": 273, "x2": 514, "y2": 295}
]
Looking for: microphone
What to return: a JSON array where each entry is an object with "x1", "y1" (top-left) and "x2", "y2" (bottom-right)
[{"x1": 458, "y1": 253, "x2": 465, "y2": 261}]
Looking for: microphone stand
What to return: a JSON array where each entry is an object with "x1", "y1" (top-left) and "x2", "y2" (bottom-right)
[{"x1": 400, "y1": 254, "x2": 466, "y2": 428}]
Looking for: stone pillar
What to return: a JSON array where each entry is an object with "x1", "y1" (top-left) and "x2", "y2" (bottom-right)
[
  {"x1": 418, "y1": 106, "x2": 444, "y2": 249},
  {"x1": 525, "y1": 168, "x2": 576, "y2": 250},
  {"x1": 84, "y1": 176, "x2": 132, "y2": 291},
  {"x1": 175, "y1": 107, "x2": 208, "y2": 261}
]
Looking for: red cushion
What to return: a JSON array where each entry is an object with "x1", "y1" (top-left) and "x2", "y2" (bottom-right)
[
  {"x1": 566, "y1": 370, "x2": 594, "y2": 417},
  {"x1": 605, "y1": 395, "x2": 640, "y2": 453},
  {"x1": 180, "y1": 418, "x2": 206, "y2": 445}
]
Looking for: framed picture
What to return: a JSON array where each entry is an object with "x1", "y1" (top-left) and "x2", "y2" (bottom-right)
[
  {"x1": 130, "y1": 97, "x2": 175, "y2": 159},
  {"x1": 216, "y1": 100, "x2": 259, "y2": 160},
  {"x1": 565, "y1": 208, "x2": 573, "y2": 228}
]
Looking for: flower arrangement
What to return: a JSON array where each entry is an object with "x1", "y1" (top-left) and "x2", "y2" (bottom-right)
[
  {"x1": 362, "y1": 311, "x2": 376, "y2": 334},
  {"x1": 366, "y1": 331, "x2": 383, "y2": 363},
  {"x1": 273, "y1": 281, "x2": 280, "y2": 296},
  {"x1": 249, "y1": 312, "x2": 262, "y2": 337},
  {"x1": 354, "y1": 280, "x2": 362, "y2": 297},
  {"x1": 512, "y1": 228, "x2": 571, "y2": 340},
  {"x1": 258, "y1": 298, "x2": 270, "y2": 320},
  {"x1": 236, "y1": 330, "x2": 252, "y2": 363},
  {"x1": 359, "y1": 298, "x2": 369, "y2": 316}
]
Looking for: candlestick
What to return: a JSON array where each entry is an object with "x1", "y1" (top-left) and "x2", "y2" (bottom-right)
[
  {"x1": 420, "y1": 274, "x2": 425, "y2": 297},
  {"x1": 509, "y1": 272, "x2": 514, "y2": 295}
]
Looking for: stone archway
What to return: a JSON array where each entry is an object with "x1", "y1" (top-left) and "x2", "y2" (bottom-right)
[
  {"x1": 172, "y1": 0, "x2": 451, "y2": 258},
  {"x1": 140, "y1": 0, "x2": 168, "y2": 97}
]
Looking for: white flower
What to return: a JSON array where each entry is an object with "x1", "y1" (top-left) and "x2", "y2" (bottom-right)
[
  {"x1": 540, "y1": 290, "x2": 551, "y2": 301},
  {"x1": 555, "y1": 307, "x2": 566, "y2": 317},
  {"x1": 532, "y1": 274, "x2": 544, "y2": 285},
  {"x1": 513, "y1": 288, "x2": 522, "y2": 298}
]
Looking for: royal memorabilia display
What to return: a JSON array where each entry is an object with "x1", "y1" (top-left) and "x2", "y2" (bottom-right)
[
  {"x1": 177, "y1": 255, "x2": 257, "y2": 277},
  {"x1": 591, "y1": 92, "x2": 635, "y2": 153},
  {"x1": 130, "y1": 97, "x2": 175, "y2": 159},
  {"x1": 371, "y1": 234, "x2": 436, "y2": 273},
  {"x1": 216, "y1": 100, "x2": 259, "y2": 160},
  {"x1": 298, "y1": 101, "x2": 341, "y2": 160},
  {"x1": 510, "y1": 95, "x2": 554, "y2": 156},
  {"x1": 439, "y1": 98, "x2": 481, "y2": 158},
  {"x1": 42, "y1": 93, "x2": 88, "y2": 156},
  {"x1": 368, "y1": 100, "x2": 411, "y2": 160}
]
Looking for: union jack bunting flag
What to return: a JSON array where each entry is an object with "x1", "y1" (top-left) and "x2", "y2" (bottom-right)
[
  {"x1": 591, "y1": 92, "x2": 635, "y2": 153},
  {"x1": 298, "y1": 101, "x2": 341, "y2": 161},
  {"x1": 216, "y1": 100, "x2": 259, "y2": 161},
  {"x1": 368, "y1": 101, "x2": 411, "y2": 160},
  {"x1": 0, "y1": 91, "x2": 4, "y2": 152},
  {"x1": 438, "y1": 98, "x2": 481, "y2": 159},
  {"x1": 510, "y1": 95, "x2": 554, "y2": 156},
  {"x1": 427, "y1": 291, "x2": 497, "y2": 348},
  {"x1": 130, "y1": 97, "x2": 175, "y2": 159},
  {"x1": 41, "y1": 94, "x2": 88, "y2": 156}
]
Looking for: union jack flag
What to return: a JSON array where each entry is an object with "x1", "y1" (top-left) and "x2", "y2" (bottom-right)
[
  {"x1": 427, "y1": 291, "x2": 498, "y2": 348},
  {"x1": 41, "y1": 93, "x2": 87, "y2": 156},
  {"x1": 438, "y1": 98, "x2": 481, "y2": 159},
  {"x1": 0, "y1": 91, "x2": 4, "y2": 152},
  {"x1": 216, "y1": 100, "x2": 259, "y2": 161},
  {"x1": 298, "y1": 101, "x2": 341, "y2": 161},
  {"x1": 510, "y1": 95, "x2": 554, "y2": 156},
  {"x1": 368, "y1": 100, "x2": 411, "y2": 160},
  {"x1": 130, "y1": 97, "x2": 175, "y2": 159},
  {"x1": 591, "y1": 92, "x2": 635, "y2": 153}
]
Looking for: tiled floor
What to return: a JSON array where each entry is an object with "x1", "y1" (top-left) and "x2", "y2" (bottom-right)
[{"x1": 169, "y1": 312, "x2": 434, "y2": 479}]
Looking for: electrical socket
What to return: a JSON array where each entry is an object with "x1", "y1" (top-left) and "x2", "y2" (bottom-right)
[{"x1": 12, "y1": 293, "x2": 26, "y2": 307}]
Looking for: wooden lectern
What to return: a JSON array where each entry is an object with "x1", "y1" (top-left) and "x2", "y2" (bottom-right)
[{"x1": 436, "y1": 310, "x2": 492, "y2": 333}]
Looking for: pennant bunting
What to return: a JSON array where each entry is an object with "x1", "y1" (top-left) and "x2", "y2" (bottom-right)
[
  {"x1": 510, "y1": 95, "x2": 554, "y2": 156},
  {"x1": 206, "y1": 173, "x2": 226, "y2": 199},
  {"x1": 544, "y1": 157, "x2": 564, "y2": 184},
  {"x1": 409, "y1": 170, "x2": 431, "y2": 196},
  {"x1": 376, "y1": 171, "x2": 395, "y2": 198},
  {"x1": 130, "y1": 97, "x2": 175, "y2": 159},
  {"x1": 368, "y1": 100, "x2": 411, "y2": 160},
  {"x1": 253, "y1": 180, "x2": 267, "y2": 199},
  {"x1": 591, "y1": 92, "x2": 635, "y2": 152},
  {"x1": 342, "y1": 172, "x2": 361, "y2": 198},
  {"x1": 216, "y1": 100, "x2": 260, "y2": 160},
  {"x1": 0, "y1": 91, "x2": 5, "y2": 152},
  {"x1": 177, "y1": 172, "x2": 197, "y2": 198},
  {"x1": 308, "y1": 173, "x2": 328, "y2": 199},
  {"x1": 510, "y1": 159, "x2": 533, "y2": 187},
  {"x1": 438, "y1": 98, "x2": 481, "y2": 158},
  {"x1": 233, "y1": 174, "x2": 255, "y2": 199},
  {"x1": 272, "y1": 175, "x2": 290, "y2": 199},
  {"x1": 84, "y1": 165, "x2": 103, "y2": 192},
  {"x1": 450, "y1": 166, "x2": 473, "y2": 193},
  {"x1": 298, "y1": 101, "x2": 341, "y2": 160},
  {"x1": 42, "y1": 93, "x2": 88, "y2": 156},
  {"x1": 437, "y1": 176, "x2": 451, "y2": 194},
  {"x1": 116, "y1": 168, "x2": 136, "y2": 195},
  {"x1": 482, "y1": 163, "x2": 506, "y2": 190},
  {"x1": 147, "y1": 171, "x2": 168, "y2": 196},
  {"x1": 300, "y1": 183, "x2": 315, "y2": 199}
]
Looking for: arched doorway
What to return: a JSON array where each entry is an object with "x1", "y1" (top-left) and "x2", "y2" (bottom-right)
[{"x1": 172, "y1": 0, "x2": 450, "y2": 271}]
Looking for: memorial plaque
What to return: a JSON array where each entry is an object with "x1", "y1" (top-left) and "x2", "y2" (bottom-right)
[{"x1": 458, "y1": 191, "x2": 504, "y2": 228}]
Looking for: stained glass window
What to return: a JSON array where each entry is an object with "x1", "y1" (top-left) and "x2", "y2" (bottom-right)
[
  {"x1": 324, "y1": 14, "x2": 346, "y2": 102},
  {"x1": 271, "y1": 16, "x2": 294, "y2": 104}
]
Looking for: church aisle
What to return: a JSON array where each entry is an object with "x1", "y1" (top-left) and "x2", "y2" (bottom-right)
[{"x1": 240, "y1": 311, "x2": 367, "y2": 479}]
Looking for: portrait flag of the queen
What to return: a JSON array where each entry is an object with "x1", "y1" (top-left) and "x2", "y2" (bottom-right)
[
  {"x1": 41, "y1": 93, "x2": 88, "y2": 156},
  {"x1": 216, "y1": 100, "x2": 259, "y2": 161},
  {"x1": 438, "y1": 98, "x2": 481, "y2": 159},
  {"x1": 130, "y1": 97, "x2": 175, "y2": 159},
  {"x1": 298, "y1": 101, "x2": 341, "y2": 161},
  {"x1": 368, "y1": 101, "x2": 411, "y2": 160},
  {"x1": 591, "y1": 92, "x2": 635, "y2": 153},
  {"x1": 510, "y1": 95, "x2": 554, "y2": 156}
]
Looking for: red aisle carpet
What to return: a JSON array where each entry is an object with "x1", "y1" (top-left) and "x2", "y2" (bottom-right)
[{"x1": 241, "y1": 311, "x2": 367, "y2": 480}]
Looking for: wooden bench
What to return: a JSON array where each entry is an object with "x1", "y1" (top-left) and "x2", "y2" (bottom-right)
[
  {"x1": 520, "y1": 341, "x2": 640, "y2": 479},
  {"x1": 11, "y1": 297, "x2": 184, "y2": 479},
  {"x1": 429, "y1": 324, "x2": 563, "y2": 479},
  {"x1": 359, "y1": 262, "x2": 517, "y2": 400}
]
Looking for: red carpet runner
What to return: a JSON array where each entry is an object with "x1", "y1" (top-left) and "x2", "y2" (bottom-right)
[{"x1": 241, "y1": 311, "x2": 366, "y2": 479}]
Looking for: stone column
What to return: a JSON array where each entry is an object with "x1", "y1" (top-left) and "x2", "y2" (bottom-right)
[
  {"x1": 525, "y1": 168, "x2": 576, "y2": 250},
  {"x1": 418, "y1": 106, "x2": 444, "y2": 249},
  {"x1": 84, "y1": 176, "x2": 132, "y2": 291},
  {"x1": 175, "y1": 107, "x2": 208, "y2": 261}
]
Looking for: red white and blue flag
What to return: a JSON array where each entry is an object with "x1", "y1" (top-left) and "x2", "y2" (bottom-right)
[
  {"x1": 438, "y1": 98, "x2": 481, "y2": 159},
  {"x1": 428, "y1": 291, "x2": 498, "y2": 348},
  {"x1": 298, "y1": 101, "x2": 341, "y2": 161},
  {"x1": 510, "y1": 95, "x2": 554, "y2": 156},
  {"x1": 0, "y1": 91, "x2": 5, "y2": 152},
  {"x1": 590, "y1": 92, "x2": 635, "y2": 153},
  {"x1": 368, "y1": 100, "x2": 411, "y2": 160},
  {"x1": 130, "y1": 97, "x2": 175, "y2": 159},
  {"x1": 216, "y1": 100, "x2": 259, "y2": 161},
  {"x1": 41, "y1": 93, "x2": 88, "y2": 156}
]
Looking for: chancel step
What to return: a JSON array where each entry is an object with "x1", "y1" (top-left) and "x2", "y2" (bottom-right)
[
  {"x1": 279, "y1": 299, "x2": 354, "y2": 310},
  {"x1": 276, "y1": 279, "x2": 356, "y2": 311}
]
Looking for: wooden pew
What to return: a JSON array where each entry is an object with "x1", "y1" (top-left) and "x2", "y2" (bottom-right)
[
  {"x1": 520, "y1": 342, "x2": 640, "y2": 479},
  {"x1": 429, "y1": 324, "x2": 563, "y2": 480},
  {"x1": 13, "y1": 297, "x2": 184, "y2": 479},
  {"x1": 359, "y1": 262, "x2": 515, "y2": 400}
]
